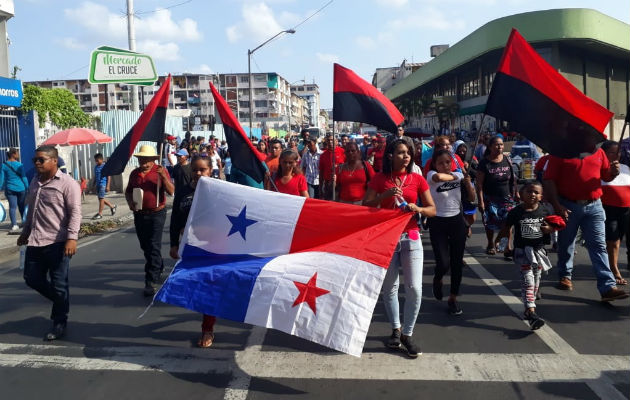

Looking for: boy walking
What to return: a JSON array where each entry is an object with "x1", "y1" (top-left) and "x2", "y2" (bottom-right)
[
  {"x1": 497, "y1": 182, "x2": 557, "y2": 330},
  {"x1": 92, "y1": 153, "x2": 116, "y2": 220}
]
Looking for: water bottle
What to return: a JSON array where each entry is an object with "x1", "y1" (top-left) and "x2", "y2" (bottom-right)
[
  {"x1": 395, "y1": 196, "x2": 408, "y2": 211},
  {"x1": 497, "y1": 237, "x2": 508, "y2": 253},
  {"x1": 19, "y1": 245, "x2": 26, "y2": 270}
]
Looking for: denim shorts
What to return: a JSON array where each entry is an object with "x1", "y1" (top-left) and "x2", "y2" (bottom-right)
[{"x1": 96, "y1": 185, "x2": 106, "y2": 199}]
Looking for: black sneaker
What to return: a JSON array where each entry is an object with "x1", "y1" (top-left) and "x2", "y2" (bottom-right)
[
  {"x1": 400, "y1": 334, "x2": 421, "y2": 358},
  {"x1": 387, "y1": 328, "x2": 401, "y2": 349},
  {"x1": 45, "y1": 322, "x2": 66, "y2": 341},
  {"x1": 432, "y1": 278, "x2": 443, "y2": 301},
  {"x1": 524, "y1": 310, "x2": 545, "y2": 330},
  {"x1": 448, "y1": 300, "x2": 463, "y2": 315},
  {"x1": 143, "y1": 283, "x2": 156, "y2": 297}
]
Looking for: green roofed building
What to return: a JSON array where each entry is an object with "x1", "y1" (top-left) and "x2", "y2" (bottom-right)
[{"x1": 385, "y1": 8, "x2": 630, "y2": 141}]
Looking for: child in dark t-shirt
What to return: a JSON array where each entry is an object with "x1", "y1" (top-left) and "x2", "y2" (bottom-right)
[{"x1": 497, "y1": 182, "x2": 557, "y2": 330}]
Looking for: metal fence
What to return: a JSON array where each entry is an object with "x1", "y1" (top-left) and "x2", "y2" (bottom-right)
[{"x1": 0, "y1": 110, "x2": 19, "y2": 163}]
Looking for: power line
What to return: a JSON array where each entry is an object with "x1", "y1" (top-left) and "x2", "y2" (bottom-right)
[
  {"x1": 291, "y1": 0, "x2": 334, "y2": 31},
  {"x1": 135, "y1": 0, "x2": 194, "y2": 15}
]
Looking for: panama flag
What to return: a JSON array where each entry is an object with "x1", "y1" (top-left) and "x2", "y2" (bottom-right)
[{"x1": 155, "y1": 178, "x2": 412, "y2": 356}]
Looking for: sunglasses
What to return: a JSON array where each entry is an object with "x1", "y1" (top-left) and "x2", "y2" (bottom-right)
[{"x1": 32, "y1": 157, "x2": 50, "y2": 164}]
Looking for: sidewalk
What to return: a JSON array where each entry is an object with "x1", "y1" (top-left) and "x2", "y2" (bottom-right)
[{"x1": 0, "y1": 191, "x2": 142, "y2": 259}]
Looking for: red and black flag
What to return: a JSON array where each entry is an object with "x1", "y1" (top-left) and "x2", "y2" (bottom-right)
[
  {"x1": 485, "y1": 29, "x2": 613, "y2": 158},
  {"x1": 333, "y1": 63, "x2": 404, "y2": 134},
  {"x1": 209, "y1": 82, "x2": 267, "y2": 183},
  {"x1": 102, "y1": 75, "x2": 171, "y2": 176}
]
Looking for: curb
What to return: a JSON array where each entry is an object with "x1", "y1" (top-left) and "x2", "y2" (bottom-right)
[{"x1": 0, "y1": 213, "x2": 136, "y2": 261}]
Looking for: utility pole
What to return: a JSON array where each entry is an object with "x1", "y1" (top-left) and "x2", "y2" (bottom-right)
[{"x1": 126, "y1": 0, "x2": 139, "y2": 112}]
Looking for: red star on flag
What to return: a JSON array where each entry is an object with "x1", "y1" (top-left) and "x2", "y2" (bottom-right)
[{"x1": 292, "y1": 272, "x2": 330, "y2": 314}]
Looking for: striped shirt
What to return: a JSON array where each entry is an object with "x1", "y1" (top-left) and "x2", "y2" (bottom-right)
[{"x1": 300, "y1": 149, "x2": 322, "y2": 185}]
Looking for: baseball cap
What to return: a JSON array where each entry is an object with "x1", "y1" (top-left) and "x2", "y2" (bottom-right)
[
  {"x1": 167, "y1": 135, "x2": 177, "y2": 141},
  {"x1": 175, "y1": 148, "x2": 189, "y2": 157}
]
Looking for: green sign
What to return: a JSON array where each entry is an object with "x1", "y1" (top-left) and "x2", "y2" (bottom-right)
[{"x1": 89, "y1": 46, "x2": 157, "y2": 86}]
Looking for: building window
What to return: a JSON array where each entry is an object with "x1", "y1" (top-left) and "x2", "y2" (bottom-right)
[
  {"x1": 254, "y1": 88, "x2": 267, "y2": 95},
  {"x1": 239, "y1": 101, "x2": 249, "y2": 108},
  {"x1": 459, "y1": 70, "x2": 480, "y2": 100},
  {"x1": 239, "y1": 76, "x2": 249, "y2": 83},
  {"x1": 256, "y1": 112, "x2": 268, "y2": 118},
  {"x1": 254, "y1": 100, "x2": 267, "y2": 108},
  {"x1": 254, "y1": 75, "x2": 267, "y2": 82},
  {"x1": 239, "y1": 111, "x2": 250, "y2": 119},
  {"x1": 225, "y1": 76, "x2": 237, "y2": 86}
]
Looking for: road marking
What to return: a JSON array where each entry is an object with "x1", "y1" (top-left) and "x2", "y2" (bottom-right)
[
  {"x1": 224, "y1": 326, "x2": 267, "y2": 400},
  {"x1": 0, "y1": 342, "x2": 626, "y2": 384},
  {"x1": 463, "y1": 254, "x2": 627, "y2": 400}
]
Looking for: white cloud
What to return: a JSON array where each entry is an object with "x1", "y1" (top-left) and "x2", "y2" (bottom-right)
[
  {"x1": 375, "y1": 0, "x2": 409, "y2": 7},
  {"x1": 356, "y1": 6, "x2": 465, "y2": 50},
  {"x1": 55, "y1": 37, "x2": 86, "y2": 50},
  {"x1": 389, "y1": 8, "x2": 465, "y2": 30},
  {"x1": 196, "y1": 64, "x2": 214, "y2": 74},
  {"x1": 137, "y1": 40, "x2": 179, "y2": 61},
  {"x1": 63, "y1": 1, "x2": 202, "y2": 61},
  {"x1": 316, "y1": 52, "x2": 339, "y2": 64},
  {"x1": 227, "y1": 2, "x2": 304, "y2": 44}
]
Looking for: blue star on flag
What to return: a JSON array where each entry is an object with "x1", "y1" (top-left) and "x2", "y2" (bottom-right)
[{"x1": 226, "y1": 206, "x2": 257, "y2": 240}]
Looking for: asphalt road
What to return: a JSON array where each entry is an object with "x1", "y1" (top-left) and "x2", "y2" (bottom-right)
[{"x1": 0, "y1": 217, "x2": 628, "y2": 400}]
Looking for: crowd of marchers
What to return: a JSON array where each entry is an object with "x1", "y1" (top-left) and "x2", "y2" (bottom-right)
[{"x1": 12, "y1": 128, "x2": 630, "y2": 358}]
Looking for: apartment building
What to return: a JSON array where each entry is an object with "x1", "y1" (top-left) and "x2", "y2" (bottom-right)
[
  {"x1": 290, "y1": 83, "x2": 321, "y2": 127},
  {"x1": 26, "y1": 72, "x2": 312, "y2": 133}
]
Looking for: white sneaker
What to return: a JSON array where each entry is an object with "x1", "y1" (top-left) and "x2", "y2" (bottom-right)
[{"x1": 10, "y1": 225, "x2": 19, "y2": 232}]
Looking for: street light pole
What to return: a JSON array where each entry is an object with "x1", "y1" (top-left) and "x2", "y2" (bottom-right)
[{"x1": 248, "y1": 29, "x2": 296, "y2": 138}]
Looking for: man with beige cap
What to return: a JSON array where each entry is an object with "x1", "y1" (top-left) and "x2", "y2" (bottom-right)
[{"x1": 125, "y1": 145, "x2": 174, "y2": 296}]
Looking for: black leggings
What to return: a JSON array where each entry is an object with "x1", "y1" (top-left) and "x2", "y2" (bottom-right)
[{"x1": 428, "y1": 213, "x2": 468, "y2": 296}]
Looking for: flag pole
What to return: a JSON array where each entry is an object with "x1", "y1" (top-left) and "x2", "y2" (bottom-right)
[
  {"x1": 331, "y1": 121, "x2": 336, "y2": 201},
  {"x1": 264, "y1": 159, "x2": 280, "y2": 192},
  {"x1": 465, "y1": 113, "x2": 488, "y2": 165},
  {"x1": 156, "y1": 140, "x2": 163, "y2": 207}
]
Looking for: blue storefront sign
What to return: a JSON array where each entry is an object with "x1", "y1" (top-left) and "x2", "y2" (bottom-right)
[{"x1": 0, "y1": 77, "x2": 23, "y2": 107}]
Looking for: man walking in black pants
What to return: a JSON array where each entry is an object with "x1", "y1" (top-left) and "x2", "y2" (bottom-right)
[
  {"x1": 125, "y1": 145, "x2": 174, "y2": 296},
  {"x1": 18, "y1": 145, "x2": 81, "y2": 340}
]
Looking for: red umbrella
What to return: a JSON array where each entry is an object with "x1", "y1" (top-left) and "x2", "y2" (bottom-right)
[{"x1": 42, "y1": 128, "x2": 113, "y2": 146}]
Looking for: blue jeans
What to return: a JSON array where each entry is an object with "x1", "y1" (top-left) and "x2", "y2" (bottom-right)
[
  {"x1": 307, "y1": 183, "x2": 319, "y2": 199},
  {"x1": 23, "y1": 242, "x2": 71, "y2": 324},
  {"x1": 557, "y1": 198, "x2": 616, "y2": 294},
  {"x1": 5, "y1": 189, "x2": 26, "y2": 226},
  {"x1": 382, "y1": 233, "x2": 423, "y2": 336}
]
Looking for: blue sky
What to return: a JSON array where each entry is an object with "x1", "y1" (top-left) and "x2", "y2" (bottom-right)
[{"x1": 10, "y1": 0, "x2": 630, "y2": 108}]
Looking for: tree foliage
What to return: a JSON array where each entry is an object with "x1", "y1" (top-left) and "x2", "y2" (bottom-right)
[{"x1": 20, "y1": 85, "x2": 92, "y2": 129}]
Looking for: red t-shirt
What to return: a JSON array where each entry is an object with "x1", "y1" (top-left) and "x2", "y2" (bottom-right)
[
  {"x1": 265, "y1": 156, "x2": 279, "y2": 176},
  {"x1": 126, "y1": 164, "x2": 170, "y2": 210},
  {"x1": 319, "y1": 147, "x2": 346, "y2": 181},
  {"x1": 423, "y1": 153, "x2": 464, "y2": 176},
  {"x1": 534, "y1": 154, "x2": 551, "y2": 174},
  {"x1": 369, "y1": 147, "x2": 386, "y2": 172},
  {"x1": 543, "y1": 148, "x2": 611, "y2": 201},
  {"x1": 336, "y1": 162, "x2": 376, "y2": 202},
  {"x1": 274, "y1": 174, "x2": 307, "y2": 196},
  {"x1": 368, "y1": 171, "x2": 429, "y2": 231}
]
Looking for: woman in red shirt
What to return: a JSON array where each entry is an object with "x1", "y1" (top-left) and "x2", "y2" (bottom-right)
[
  {"x1": 363, "y1": 139, "x2": 436, "y2": 358},
  {"x1": 273, "y1": 149, "x2": 309, "y2": 197},
  {"x1": 335, "y1": 142, "x2": 375, "y2": 204}
]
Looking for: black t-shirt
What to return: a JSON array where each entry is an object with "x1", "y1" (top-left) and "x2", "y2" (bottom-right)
[
  {"x1": 169, "y1": 184, "x2": 195, "y2": 247},
  {"x1": 506, "y1": 204, "x2": 549, "y2": 249},
  {"x1": 479, "y1": 157, "x2": 513, "y2": 198},
  {"x1": 172, "y1": 163, "x2": 192, "y2": 199}
]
